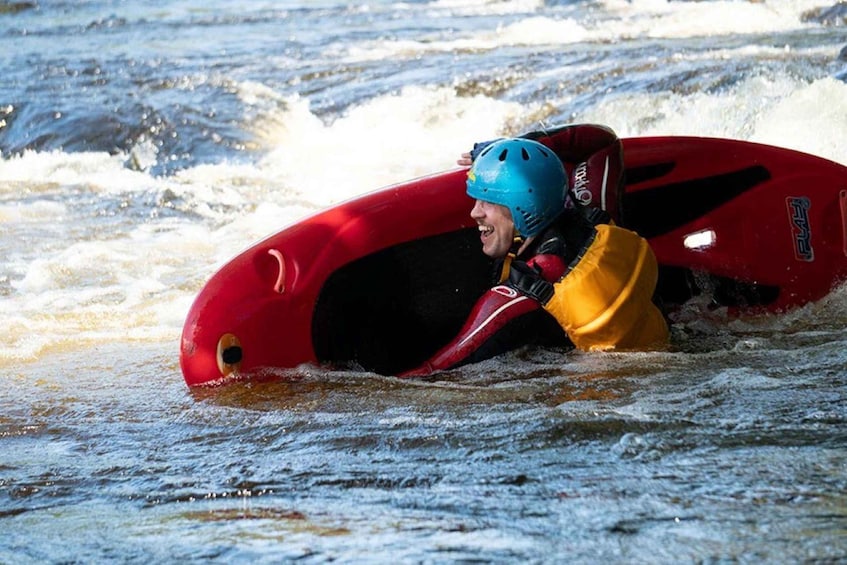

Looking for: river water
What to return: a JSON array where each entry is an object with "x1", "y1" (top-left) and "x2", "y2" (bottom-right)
[{"x1": 2, "y1": 0, "x2": 847, "y2": 562}]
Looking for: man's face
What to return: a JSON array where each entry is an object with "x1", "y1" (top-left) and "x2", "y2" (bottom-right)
[{"x1": 470, "y1": 199, "x2": 515, "y2": 258}]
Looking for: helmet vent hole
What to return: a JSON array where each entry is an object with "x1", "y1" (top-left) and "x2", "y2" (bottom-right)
[
  {"x1": 521, "y1": 148, "x2": 530, "y2": 160},
  {"x1": 537, "y1": 147, "x2": 550, "y2": 158},
  {"x1": 498, "y1": 149, "x2": 508, "y2": 161}
]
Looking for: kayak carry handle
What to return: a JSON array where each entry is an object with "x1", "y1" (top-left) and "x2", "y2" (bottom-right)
[{"x1": 268, "y1": 249, "x2": 286, "y2": 294}]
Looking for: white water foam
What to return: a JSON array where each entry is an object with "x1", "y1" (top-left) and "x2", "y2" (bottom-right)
[
  {"x1": 246, "y1": 85, "x2": 533, "y2": 203},
  {"x1": 599, "y1": 0, "x2": 824, "y2": 38},
  {"x1": 580, "y1": 75, "x2": 847, "y2": 165},
  {"x1": 335, "y1": 0, "x2": 825, "y2": 63}
]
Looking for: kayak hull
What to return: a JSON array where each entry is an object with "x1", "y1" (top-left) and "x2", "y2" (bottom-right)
[{"x1": 180, "y1": 135, "x2": 847, "y2": 387}]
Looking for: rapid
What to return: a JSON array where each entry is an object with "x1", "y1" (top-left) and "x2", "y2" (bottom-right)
[{"x1": 1, "y1": 0, "x2": 846, "y2": 562}]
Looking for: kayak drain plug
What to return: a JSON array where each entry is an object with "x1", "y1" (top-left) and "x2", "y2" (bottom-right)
[
  {"x1": 222, "y1": 346, "x2": 243, "y2": 365},
  {"x1": 216, "y1": 333, "x2": 243, "y2": 376}
]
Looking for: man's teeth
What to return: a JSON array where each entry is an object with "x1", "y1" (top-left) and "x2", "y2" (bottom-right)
[{"x1": 479, "y1": 225, "x2": 493, "y2": 235}]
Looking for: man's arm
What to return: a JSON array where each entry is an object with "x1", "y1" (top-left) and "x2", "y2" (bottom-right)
[
  {"x1": 398, "y1": 254, "x2": 567, "y2": 378},
  {"x1": 398, "y1": 285, "x2": 545, "y2": 377}
]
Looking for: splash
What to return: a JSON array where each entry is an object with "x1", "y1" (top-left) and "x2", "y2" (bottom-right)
[
  {"x1": 580, "y1": 75, "x2": 847, "y2": 166},
  {"x1": 599, "y1": 0, "x2": 825, "y2": 38},
  {"x1": 243, "y1": 85, "x2": 535, "y2": 204}
]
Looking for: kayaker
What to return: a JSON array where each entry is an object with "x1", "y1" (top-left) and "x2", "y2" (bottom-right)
[{"x1": 400, "y1": 125, "x2": 669, "y2": 377}]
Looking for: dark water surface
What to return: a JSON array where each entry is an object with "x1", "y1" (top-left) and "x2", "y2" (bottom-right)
[{"x1": 4, "y1": 329, "x2": 847, "y2": 562}]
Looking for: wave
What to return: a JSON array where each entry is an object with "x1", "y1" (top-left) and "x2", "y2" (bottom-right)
[{"x1": 580, "y1": 75, "x2": 847, "y2": 165}]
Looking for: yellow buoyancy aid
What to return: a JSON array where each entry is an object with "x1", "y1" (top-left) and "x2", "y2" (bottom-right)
[{"x1": 543, "y1": 223, "x2": 669, "y2": 351}]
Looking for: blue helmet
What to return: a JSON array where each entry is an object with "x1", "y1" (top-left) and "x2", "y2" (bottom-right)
[{"x1": 466, "y1": 138, "x2": 568, "y2": 237}]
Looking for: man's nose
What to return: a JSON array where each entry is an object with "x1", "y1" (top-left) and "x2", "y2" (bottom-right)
[{"x1": 470, "y1": 200, "x2": 483, "y2": 218}]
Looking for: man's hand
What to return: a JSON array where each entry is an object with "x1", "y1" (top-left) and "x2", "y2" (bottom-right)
[{"x1": 457, "y1": 152, "x2": 473, "y2": 167}]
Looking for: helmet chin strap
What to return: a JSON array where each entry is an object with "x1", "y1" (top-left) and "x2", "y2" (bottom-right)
[{"x1": 498, "y1": 229, "x2": 525, "y2": 283}]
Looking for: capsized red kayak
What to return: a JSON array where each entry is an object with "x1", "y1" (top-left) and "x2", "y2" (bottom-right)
[{"x1": 180, "y1": 134, "x2": 847, "y2": 387}]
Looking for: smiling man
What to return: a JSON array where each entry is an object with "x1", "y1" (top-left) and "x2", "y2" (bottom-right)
[
  {"x1": 400, "y1": 130, "x2": 669, "y2": 377},
  {"x1": 471, "y1": 198, "x2": 517, "y2": 259}
]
